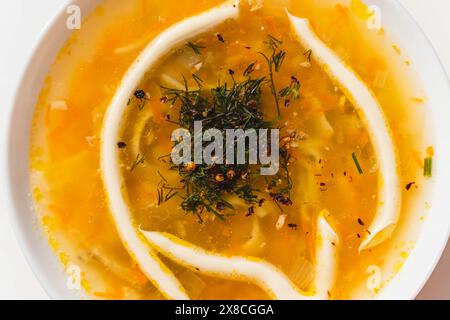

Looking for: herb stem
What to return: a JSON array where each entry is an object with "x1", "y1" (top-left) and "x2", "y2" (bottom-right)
[
  {"x1": 130, "y1": 153, "x2": 145, "y2": 172},
  {"x1": 352, "y1": 152, "x2": 363, "y2": 175},
  {"x1": 424, "y1": 157, "x2": 433, "y2": 177},
  {"x1": 259, "y1": 52, "x2": 281, "y2": 117}
]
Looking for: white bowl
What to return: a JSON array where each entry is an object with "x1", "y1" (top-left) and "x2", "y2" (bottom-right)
[{"x1": 3, "y1": 0, "x2": 450, "y2": 299}]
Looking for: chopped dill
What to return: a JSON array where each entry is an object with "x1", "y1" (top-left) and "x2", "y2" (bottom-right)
[
  {"x1": 157, "y1": 181, "x2": 180, "y2": 206},
  {"x1": 130, "y1": 153, "x2": 145, "y2": 172},
  {"x1": 279, "y1": 75, "x2": 301, "y2": 106},
  {"x1": 352, "y1": 152, "x2": 363, "y2": 175},
  {"x1": 159, "y1": 57, "x2": 295, "y2": 221},
  {"x1": 264, "y1": 35, "x2": 283, "y2": 50},
  {"x1": 243, "y1": 62, "x2": 257, "y2": 77},
  {"x1": 192, "y1": 73, "x2": 203, "y2": 88},
  {"x1": 303, "y1": 49, "x2": 313, "y2": 62},
  {"x1": 186, "y1": 42, "x2": 206, "y2": 55},
  {"x1": 424, "y1": 157, "x2": 433, "y2": 177},
  {"x1": 259, "y1": 35, "x2": 286, "y2": 116}
]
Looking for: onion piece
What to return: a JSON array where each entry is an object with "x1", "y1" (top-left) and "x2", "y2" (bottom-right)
[
  {"x1": 314, "y1": 210, "x2": 339, "y2": 299},
  {"x1": 100, "y1": 1, "x2": 240, "y2": 300},
  {"x1": 130, "y1": 109, "x2": 153, "y2": 158},
  {"x1": 287, "y1": 12, "x2": 401, "y2": 251},
  {"x1": 243, "y1": 218, "x2": 266, "y2": 255}
]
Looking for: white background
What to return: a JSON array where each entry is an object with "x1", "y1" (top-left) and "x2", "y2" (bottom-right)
[{"x1": 0, "y1": 0, "x2": 449, "y2": 300}]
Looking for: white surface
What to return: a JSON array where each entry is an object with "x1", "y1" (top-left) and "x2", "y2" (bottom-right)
[{"x1": 0, "y1": 0, "x2": 449, "y2": 300}]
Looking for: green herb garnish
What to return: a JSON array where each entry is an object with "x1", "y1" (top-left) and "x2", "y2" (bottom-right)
[
  {"x1": 160, "y1": 61, "x2": 294, "y2": 221},
  {"x1": 303, "y1": 49, "x2": 313, "y2": 62},
  {"x1": 352, "y1": 152, "x2": 363, "y2": 175},
  {"x1": 157, "y1": 173, "x2": 180, "y2": 206},
  {"x1": 279, "y1": 76, "x2": 301, "y2": 106},
  {"x1": 264, "y1": 35, "x2": 283, "y2": 50},
  {"x1": 186, "y1": 42, "x2": 206, "y2": 55},
  {"x1": 259, "y1": 35, "x2": 286, "y2": 116},
  {"x1": 243, "y1": 62, "x2": 257, "y2": 77},
  {"x1": 130, "y1": 153, "x2": 145, "y2": 172},
  {"x1": 424, "y1": 157, "x2": 433, "y2": 177}
]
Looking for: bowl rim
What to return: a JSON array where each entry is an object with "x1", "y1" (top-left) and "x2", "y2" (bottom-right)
[
  {"x1": 3, "y1": 0, "x2": 450, "y2": 300},
  {"x1": 4, "y1": 0, "x2": 100, "y2": 300}
]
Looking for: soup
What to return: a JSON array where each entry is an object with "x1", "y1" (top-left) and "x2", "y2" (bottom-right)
[{"x1": 30, "y1": 0, "x2": 433, "y2": 300}]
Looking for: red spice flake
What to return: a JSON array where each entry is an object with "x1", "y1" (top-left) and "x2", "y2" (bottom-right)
[
  {"x1": 288, "y1": 223, "x2": 298, "y2": 230},
  {"x1": 217, "y1": 33, "x2": 225, "y2": 43},
  {"x1": 405, "y1": 182, "x2": 416, "y2": 191},
  {"x1": 358, "y1": 218, "x2": 365, "y2": 226},
  {"x1": 258, "y1": 199, "x2": 266, "y2": 207},
  {"x1": 246, "y1": 206, "x2": 255, "y2": 217},
  {"x1": 117, "y1": 142, "x2": 127, "y2": 149},
  {"x1": 160, "y1": 96, "x2": 169, "y2": 103}
]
